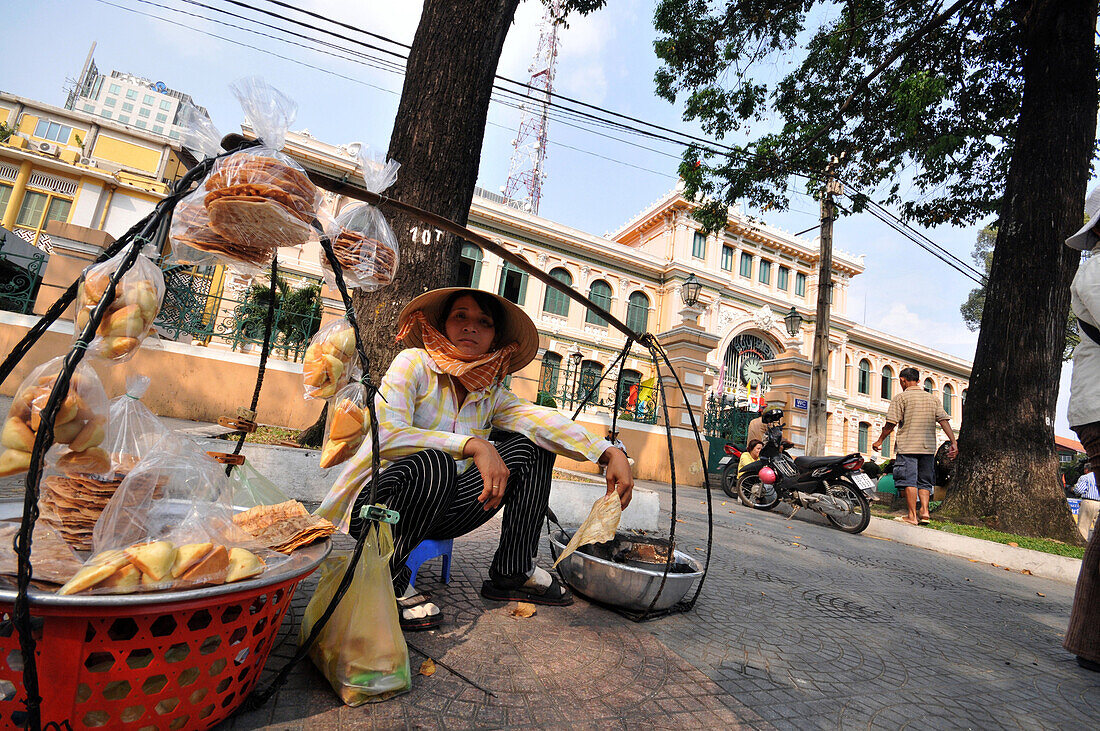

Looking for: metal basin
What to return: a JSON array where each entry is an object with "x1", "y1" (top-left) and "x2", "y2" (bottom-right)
[{"x1": 548, "y1": 530, "x2": 702, "y2": 612}]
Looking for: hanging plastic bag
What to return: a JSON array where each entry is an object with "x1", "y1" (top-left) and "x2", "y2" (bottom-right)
[
  {"x1": 36, "y1": 375, "x2": 171, "y2": 550},
  {"x1": 552, "y1": 493, "x2": 622, "y2": 568},
  {"x1": 301, "y1": 520, "x2": 410, "y2": 705},
  {"x1": 321, "y1": 151, "x2": 400, "y2": 291},
  {"x1": 302, "y1": 319, "x2": 358, "y2": 400},
  {"x1": 1, "y1": 356, "x2": 110, "y2": 478},
  {"x1": 58, "y1": 434, "x2": 278, "y2": 595},
  {"x1": 320, "y1": 377, "x2": 371, "y2": 469},
  {"x1": 74, "y1": 251, "x2": 165, "y2": 362},
  {"x1": 0, "y1": 513, "x2": 83, "y2": 586},
  {"x1": 229, "y1": 458, "x2": 291, "y2": 508}
]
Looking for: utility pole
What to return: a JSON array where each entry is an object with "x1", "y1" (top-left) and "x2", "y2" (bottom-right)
[{"x1": 806, "y1": 157, "x2": 841, "y2": 455}]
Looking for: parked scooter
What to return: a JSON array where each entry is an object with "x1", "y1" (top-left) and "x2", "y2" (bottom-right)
[{"x1": 731, "y1": 408, "x2": 872, "y2": 534}]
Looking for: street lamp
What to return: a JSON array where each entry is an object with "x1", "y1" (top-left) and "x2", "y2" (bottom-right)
[
  {"x1": 568, "y1": 346, "x2": 583, "y2": 408},
  {"x1": 784, "y1": 307, "x2": 803, "y2": 337},
  {"x1": 680, "y1": 273, "x2": 703, "y2": 307}
]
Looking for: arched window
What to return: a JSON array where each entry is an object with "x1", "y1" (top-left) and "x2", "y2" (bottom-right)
[
  {"x1": 924, "y1": 378, "x2": 935, "y2": 394},
  {"x1": 942, "y1": 383, "x2": 954, "y2": 415},
  {"x1": 858, "y1": 422, "x2": 870, "y2": 454},
  {"x1": 498, "y1": 260, "x2": 529, "y2": 305},
  {"x1": 457, "y1": 243, "x2": 482, "y2": 287},
  {"x1": 542, "y1": 268, "x2": 572, "y2": 316},
  {"x1": 881, "y1": 365, "x2": 894, "y2": 400},
  {"x1": 586, "y1": 280, "x2": 612, "y2": 326},
  {"x1": 539, "y1": 352, "x2": 562, "y2": 396},
  {"x1": 626, "y1": 291, "x2": 649, "y2": 333},
  {"x1": 617, "y1": 368, "x2": 642, "y2": 409},
  {"x1": 857, "y1": 359, "x2": 872, "y2": 395},
  {"x1": 577, "y1": 360, "x2": 603, "y2": 402}
]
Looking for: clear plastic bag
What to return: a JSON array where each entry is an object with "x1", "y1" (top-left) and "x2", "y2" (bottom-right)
[
  {"x1": 321, "y1": 151, "x2": 400, "y2": 292},
  {"x1": 74, "y1": 251, "x2": 165, "y2": 362},
  {"x1": 229, "y1": 458, "x2": 291, "y2": 508},
  {"x1": 302, "y1": 319, "x2": 358, "y2": 400},
  {"x1": 57, "y1": 434, "x2": 279, "y2": 595},
  {"x1": 301, "y1": 521, "x2": 410, "y2": 705},
  {"x1": 320, "y1": 378, "x2": 371, "y2": 469},
  {"x1": 1, "y1": 356, "x2": 110, "y2": 478}
]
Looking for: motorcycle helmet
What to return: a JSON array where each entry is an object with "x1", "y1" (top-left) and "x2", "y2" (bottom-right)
[
  {"x1": 759, "y1": 465, "x2": 777, "y2": 484},
  {"x1": 761, "y1": 407, "x2": 784, "y2": 424}
]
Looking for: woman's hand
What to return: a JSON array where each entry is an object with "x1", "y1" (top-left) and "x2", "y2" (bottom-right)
[
  {"x1": 600, "y1": 446, "x2": 634, "y2": 509},
  {"x1": 464, "y1": 437, "x2": 510, "y2": 511}
]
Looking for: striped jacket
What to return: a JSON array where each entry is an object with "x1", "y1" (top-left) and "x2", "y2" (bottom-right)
[{"x1": 317, "y1": 348, "x2": 612, "y2": 531}]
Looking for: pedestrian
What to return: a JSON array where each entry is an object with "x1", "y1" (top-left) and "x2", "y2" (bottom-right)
[
  {"x1": 317, "y1": 287, "x2": 633, "y2": 631},
  {"x1": 1063, "y1": 185, "x2": 1100, "y2": 673},
  {"x1": 872, "y1": 367, "x2": 958, "y2": 526},
  {"x1": 1073, "y1": 461, "x2": 1099, "y2": 501},
  {"x1": 607, "y1": 429, "x2": 628, "y2": 458}
]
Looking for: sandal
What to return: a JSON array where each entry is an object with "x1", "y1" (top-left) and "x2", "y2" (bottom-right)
[
  {"x1": 397, "y1": 590, "x2": 443, "y2": 631},
  {"x1": 480, "y1": 574, "x2": 574, "y2": 606}
]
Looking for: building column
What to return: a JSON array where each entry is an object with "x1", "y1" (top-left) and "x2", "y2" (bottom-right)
[
  {"x1": 2, "y1": 160, "x2": 33, "y2": 230},
  {"x1": 762, "y1": 337, "x2": 812, "y2": 450}
]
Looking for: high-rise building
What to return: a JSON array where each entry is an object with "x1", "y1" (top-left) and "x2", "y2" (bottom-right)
[{"x1": 64, "y1": 45, "x2": 209, "y2": 142}]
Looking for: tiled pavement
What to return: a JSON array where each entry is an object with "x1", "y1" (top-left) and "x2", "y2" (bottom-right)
[{"x1": 3, "y1": 464, "x2": 1098, "y2": 728}]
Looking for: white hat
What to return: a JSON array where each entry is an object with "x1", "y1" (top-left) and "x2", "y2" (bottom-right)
[{"x1": 1065, "y1": 185, "x2": 1100, "y2": 251}]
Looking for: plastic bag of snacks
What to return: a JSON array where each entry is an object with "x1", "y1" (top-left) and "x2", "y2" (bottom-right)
[
  {"x1": 1, "y1": 357, "x2": 110, "y2": 477},
  {"x1": 302, "y1": 521, "x2": 410, "y2": 705},
  {"x1": 229, "y1": 458, "x2": 291, "y2": 508},
  {"x1": 320, "y1": 377, "x2": 372, "y2": 469},
  {"x1": 36, "y1": 375, "x2": 172, "y2": 551},
  {"x1": 321, "y1": 152, "x2": 400, "y2": 292},
  {"x1": 303, "y1": 319, "x2": 358, "y2": 400},
  {"x1": 74, "y1": 250, "x2": 165, "y2": 362},
  {"x1": 60, "y1": 435, "x2": 276, "y2": 595}
]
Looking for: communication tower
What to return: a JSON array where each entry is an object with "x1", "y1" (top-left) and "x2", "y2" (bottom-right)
[{"x1": 501, "y1": 1, "x2": 563, "y2": 215}]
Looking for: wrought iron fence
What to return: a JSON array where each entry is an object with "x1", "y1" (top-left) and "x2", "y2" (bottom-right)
[
  {"x1": 154, "y1": 264, "x2": 322, "y2": 362},
  {"x1": 703, "y1": 393, "x2": 756, "y2": 445},
  {"x1": 536, "y1": 362, "x2": 659, "y2": 424},
  {"x1": 0, "y1": 233, "x2": 47, "y2": 315}
]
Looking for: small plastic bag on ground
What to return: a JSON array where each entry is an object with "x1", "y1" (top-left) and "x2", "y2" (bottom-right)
[
  {"x1": 301, "y1": 519, "x2": 410, "y2": 705},
  {"x1": 74, "y1": 252, "x2": 165, "y2": 363},
  {"x1": 1, "y1": 356, "x2": 110, "y2": 478},
  {"x1": 321, "y1": 151, "x2": 400, "y2": 291},
  {"x1": 302, "y1": 319, "x2": 358, "y2": 400},
  {"x1": 552, "y1": 492, "x2": 622, "y2": 568},
  {"x1": 201, "y1": 77, "x2": 322, "y2": 251},
  {"x1": 56, "y1": 434, "x2": 278, "y2": 595},
  {"x1": 229, "y1": 458, "x2": 291, "y2": 508},
  {"x1": 319, "y1": 376, "x2": 371, "y2": 469}
]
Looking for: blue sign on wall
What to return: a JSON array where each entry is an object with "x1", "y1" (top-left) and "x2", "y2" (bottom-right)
[
  {"x1": 794, "y1": 398, "x2": 808, "y2": 410},
  {"x1": 154, "y1": 81, "x2": 167, "y2": 93}
]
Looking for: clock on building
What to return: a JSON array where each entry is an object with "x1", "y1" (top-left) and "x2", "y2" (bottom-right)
[{"x1": 723, "y1": 333, "x2": 776, "y2": 392}]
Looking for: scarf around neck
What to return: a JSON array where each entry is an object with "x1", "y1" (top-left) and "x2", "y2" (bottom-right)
[{"x1": 396, "y1": 310, "x2": 517, "y2": 392}]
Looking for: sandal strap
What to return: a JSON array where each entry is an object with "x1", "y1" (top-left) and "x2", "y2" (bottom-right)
[{"x1": 396, "y1": 591, "x2": 433, "y2": 608}]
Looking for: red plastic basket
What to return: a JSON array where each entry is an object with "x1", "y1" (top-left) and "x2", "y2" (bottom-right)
[{"x1": 0, "y1": 569, "x2": 316, "y2": 729}]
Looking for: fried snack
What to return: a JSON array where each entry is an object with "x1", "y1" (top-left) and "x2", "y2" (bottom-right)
[
  {"x1": 100, "y1": 564, "x2": 141, "y2": 591},
  {"x1": 233, "y1": 500, "x2": 335, "y2": 553},
  {"x1": 1, "y1": 363, "x2": 109, "y2": 478},
  {"x1": 57, "y1": 549, "x2": 130, "y2": 595},
  {"x1": 74, "y1": 253, "x2": 165, "y2": 362},
  {"x1": 172, "y1": 542, "x2": 214, "y2": 578},
  {"x1": 302, "y1": 322, "x2": 357, "y2": 400},
  {"x1": 0, "y1": 523, "x2": 84, "y2": 586},
  {"x1": 203, "y1": 152, "x2": 319, "y2": 250},
  {"x1": 552, "y1": 493, "x2": 623, "y2": 569},
  {"x1": 329, "y1": 230, "x2": 397, "y2": 288},
  {"x1": 319, "y1": 398, "x2": 367, "y2": 469},
  {"x1": 226, "y1": 548, "x2": 265, "y2": 583},
  {"x1": 180, "y1": 545, "x2": 229, "y2": 584},
  {"x1": 125, "y1": 540, "x2": 178, "y2": 581}
]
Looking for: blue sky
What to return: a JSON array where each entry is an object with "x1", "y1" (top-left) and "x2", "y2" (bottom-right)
[{"x1": 6, "y1": 0, "x2": 1087, "y2": 437}]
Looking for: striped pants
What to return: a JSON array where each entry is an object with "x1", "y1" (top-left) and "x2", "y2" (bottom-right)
[{"x1": 349, "y1": 432, "x2": 555, "y2": 593}]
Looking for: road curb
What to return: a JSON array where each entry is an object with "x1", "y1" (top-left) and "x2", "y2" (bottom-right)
[{"x1": 864, "y1": 515, "x2": 1082, "y2": 584}]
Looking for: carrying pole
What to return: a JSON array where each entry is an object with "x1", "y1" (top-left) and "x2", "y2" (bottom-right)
[{"x1": 806, "y1": 157, "x2": 841, "y2": 456}]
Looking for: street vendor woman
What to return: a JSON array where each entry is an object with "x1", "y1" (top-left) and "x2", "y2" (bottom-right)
[{"x1": 317, "y1": 287, "x2": 633, "y2": 631}]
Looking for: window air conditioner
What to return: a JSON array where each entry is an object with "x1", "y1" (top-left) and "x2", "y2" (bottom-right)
[{"x1": 37, "y1": 141, "x2": 60, "y2": 156}]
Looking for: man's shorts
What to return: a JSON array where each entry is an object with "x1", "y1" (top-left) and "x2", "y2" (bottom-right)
[{"x1": 894, "y1": 453, "x2": 934, "y2": 491}]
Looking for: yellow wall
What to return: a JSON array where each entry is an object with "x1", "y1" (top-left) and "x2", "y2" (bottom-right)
[
  {"x1": 19, "y1": 113, "x2": 79, "y2": 148},
  {"x1": 90, "y1": 134, "x2": 161, "y2": 173}
]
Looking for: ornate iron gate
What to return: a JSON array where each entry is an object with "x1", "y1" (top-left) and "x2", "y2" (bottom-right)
[{"x1": 702, "y1": 394, "x2": 756, "y2": 472}]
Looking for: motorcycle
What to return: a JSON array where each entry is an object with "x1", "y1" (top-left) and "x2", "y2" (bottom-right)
[
  {"x1": 730, "y1": 410, "x2": 872, "y2": 534},
  {"x1": 716, "y1": 442, "x2": 743, "y2": 496}
]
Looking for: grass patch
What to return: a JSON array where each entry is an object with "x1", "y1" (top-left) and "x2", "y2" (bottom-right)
[
  {"x1": 926, "y1": 521, "x2": 1085, "y2": 560},
  {"x1": 214, "y1": 425, "x2": 302, "y2": 446}
]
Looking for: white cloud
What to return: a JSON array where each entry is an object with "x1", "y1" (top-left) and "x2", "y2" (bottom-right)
[{"x1": 868, "y1": 303, "x2": 978, "y2": 360}]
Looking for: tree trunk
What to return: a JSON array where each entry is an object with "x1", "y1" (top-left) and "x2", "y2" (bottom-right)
[
  {"x1": 295, "y1": 402, "x2": 328, "y2": 448},
  {"x1": 942, "y1": 0, "x2": 1097, "y2": 543},
  {"x1": 350, "y1": 0, "x2": 522, "y2": 378}
]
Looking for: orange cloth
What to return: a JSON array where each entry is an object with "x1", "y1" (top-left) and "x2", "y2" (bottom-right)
[{"x1": 395, "y1": 310, "x2": 517, "y2": 393}]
